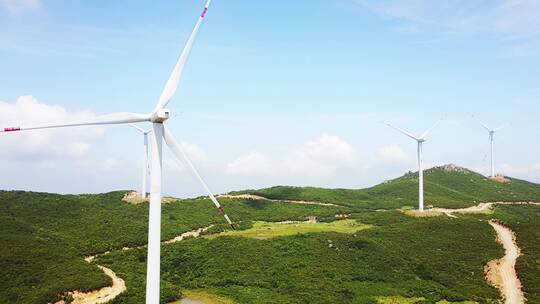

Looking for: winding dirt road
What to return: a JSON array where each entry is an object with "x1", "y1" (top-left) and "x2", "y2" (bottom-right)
[
  {"x1": 164, "y1": 226, "x2": 214, "y2": 244},
  {"x1": 486, "y1": 220, "x2": 525, "y2": 304},
  {"x1": 67, "y1": 266, "x2": 126, "y2": 304},
  {"x1": 57, "y1": 226, "x2": 214, "y2": 304}
]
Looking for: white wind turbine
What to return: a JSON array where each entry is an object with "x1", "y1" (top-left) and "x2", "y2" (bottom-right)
[
  {"x1": 129, "y1": 124, "x2": 152, "y2": 198},
  {"x1": 385, "y1": 121, "x2": 440, "y2": 212},
  {"x1": 479, "y1": 122, "x2": 507, "y2": 178},
  {"x1": 0, "y1": 1, "x2": 235, "y2": 303}
]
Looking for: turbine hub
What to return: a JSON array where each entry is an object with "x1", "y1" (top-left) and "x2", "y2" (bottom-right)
[{"x1": 151, "y1": 108, "x2": 170, "y2": 123}]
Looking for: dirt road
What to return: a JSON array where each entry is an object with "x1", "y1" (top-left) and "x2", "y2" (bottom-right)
[
  {"x1": 57, "y1": 226, "x2": 213, "y2": 304},
  {"x1": 69, "y1": 266, "x2": 126, "y2": 304},
  {"x1": 405, "y1": 201, "x2": 540, "y2": 218},
  {"x1": 218, "y1": 194, "x2": 338, "y2": 206},
  {"x1": 486, "y1": 220, "x2": 525, "y2": 304}
]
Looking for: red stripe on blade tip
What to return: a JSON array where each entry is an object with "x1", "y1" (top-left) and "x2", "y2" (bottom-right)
[{"x1": 4, "y1": 127, "x2": 21, "y2": 132}]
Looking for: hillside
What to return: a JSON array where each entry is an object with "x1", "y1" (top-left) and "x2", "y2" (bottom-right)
[
  {"x1": 0, "y1": 191, "x2": 347, "y2": 303},
  {"x1": 234, "y1": 164, "x2": 540, "y2": 209},
  {"x1": 1, "y1": 165, "x2": 539, "y2": 303}
]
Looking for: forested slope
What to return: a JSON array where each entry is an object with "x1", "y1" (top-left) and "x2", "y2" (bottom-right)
[{"x1": 236, "y1": 165, "x2": 540, "y2": 209}]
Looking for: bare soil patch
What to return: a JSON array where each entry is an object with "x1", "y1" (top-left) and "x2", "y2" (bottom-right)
[{"x1": 121, "y1": 191, "x2": 148, "y2": 204}]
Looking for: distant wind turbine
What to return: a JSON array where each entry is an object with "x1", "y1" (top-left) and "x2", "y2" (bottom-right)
[
  {"x1": 385, "y1": 121, "x2": 440, "y2": 212},
  {"x1": 129, "y1": 124, "x2": 152, "y2": 198},
  {"x1": 479, "y1": 122, "x2": 507, "y2": 178},
  {"x1": 0, "y1": 1, "x2": 235, "y2": 303}
]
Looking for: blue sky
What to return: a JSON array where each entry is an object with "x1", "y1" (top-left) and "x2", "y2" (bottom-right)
[{"x1": 0, "y1": 0, "x2": 539, "y2": 197}]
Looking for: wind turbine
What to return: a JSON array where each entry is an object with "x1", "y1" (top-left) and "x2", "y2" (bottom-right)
[
  {"x1": 129, "y1": 124, "x2": 152, "y2": 198},
  {"x1": 479, "y1": 122, "x2": 507, "y2": 178},
  {"x1": 0, "y1": 1, "x2": 235, "y2": 303},
  {"x1": 385, "y1": 121, "x2": 440, "y2": 212}
]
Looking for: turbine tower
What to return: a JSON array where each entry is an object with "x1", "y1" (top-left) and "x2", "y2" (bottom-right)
[
  {"x1": 1, "y1": 1, "x2": 235, "y2": 303},
  {"x1": 129, "y1": 124, "x2": 152, "y2": 198},
  {"x1": 385, "y1": 121, "x2": 440, "y2": 212},
  {"x1": 480, "y1": 122, "x2": 507, "y2": 178}
]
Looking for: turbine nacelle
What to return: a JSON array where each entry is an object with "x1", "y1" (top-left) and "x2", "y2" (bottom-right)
[
  {"x1": 480, "y1": 121, "x2": 507, "y2": 135},
  {"x1": 151, "y1": 109, "x2": 171, "y2": 123},
  {"x1": 384, "y1": 121, "x2": 440, "y2": 143},
  {"x1": 479, "y1": 121, "x2": 508, "y2": 179}
]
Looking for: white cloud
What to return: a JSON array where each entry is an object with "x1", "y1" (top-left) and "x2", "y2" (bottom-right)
[
  {"x1": 227, "y1": 152, "x2": 272, "y2": 176},
  {"x1": 226, "y1": 134, "x2": 360, "y2": 179},
  {"x1": 284, "y1": 134, "x2": 359, "y2": 177},
  {"x1": 178, "y1": 142, "x2": 208, "y2": 165},
  {"x1": 0, "y1": 95, "x2": 104, "y2": 163},
  {"x1": 165, "y1": 142, "x2": 209, "y2": 172},
  {"x1": 376, "y1": 144, "x2": 410, "y2": 163}
]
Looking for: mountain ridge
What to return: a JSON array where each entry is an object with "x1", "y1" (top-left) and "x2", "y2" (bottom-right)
[{"x1": 231, "y1": 164, "x2": 540, "y2": 209}]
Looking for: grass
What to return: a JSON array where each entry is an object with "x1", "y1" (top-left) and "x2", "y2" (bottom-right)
[
  {"x1": 97, "y1": 211, "x2": 503, "y2": 303},
  {"x1": 207, "y1": 219, "x2": 371, "y2": 240},
  {"x1": 402, "y1": 209, "x2": 446, "y2": 217},
  {"x1": 436, "y1": 301, "x2": 478, "y2": 304},
  {"x1": 169, "y1": 290, "x2": 236, "y2": 304},
  {"x1": 375, "y1": 296, "x2": 424, "y2": 303},
  {"x1": 375, "y1": 297, "x2": 478, "y2": 304}
]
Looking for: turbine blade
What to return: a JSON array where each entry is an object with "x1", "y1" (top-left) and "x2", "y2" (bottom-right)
[
  {"x1": 129, "y1": 123, "x2": 145, "y2": 133},
  {"x1": 162, "y1": 125, "x2": 235, "y2": 229},
  {"x1": 494, "y1": 123, "x2": 508, "y2": 132},
  {"x1": 1, "y1": 112, "x2": 151, "y2": 133},
  {"x1": 420, "y1": 120, "x2": 441, "y2": 139},
  {"x1": 479, "y1": 121, "x2": 491, "y2": 132},
  {"x1": 155, "y1": 0, "x2": 213, "y2": 111},
  {"x1": 385, "y1": 123, "x2": 420, "y2": 141}
]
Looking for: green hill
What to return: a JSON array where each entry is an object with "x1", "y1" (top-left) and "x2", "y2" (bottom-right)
[
  {"x1": 1, "y1": 165, "x2": 539, "y2": 303},
  {"x1": 234, "y1": 164, "x2": 540, "y2": 209},
  {"x1": 0, "y1": 190, "x2": 346, "y2": 303}
]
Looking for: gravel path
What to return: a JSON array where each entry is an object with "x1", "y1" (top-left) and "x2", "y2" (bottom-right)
[
  {"x1": 68, "y1": 266, "x2": 126, "y2": 304},
  {"x1": 486, "y1": 220, "x2": 525, "y2": 304}
]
